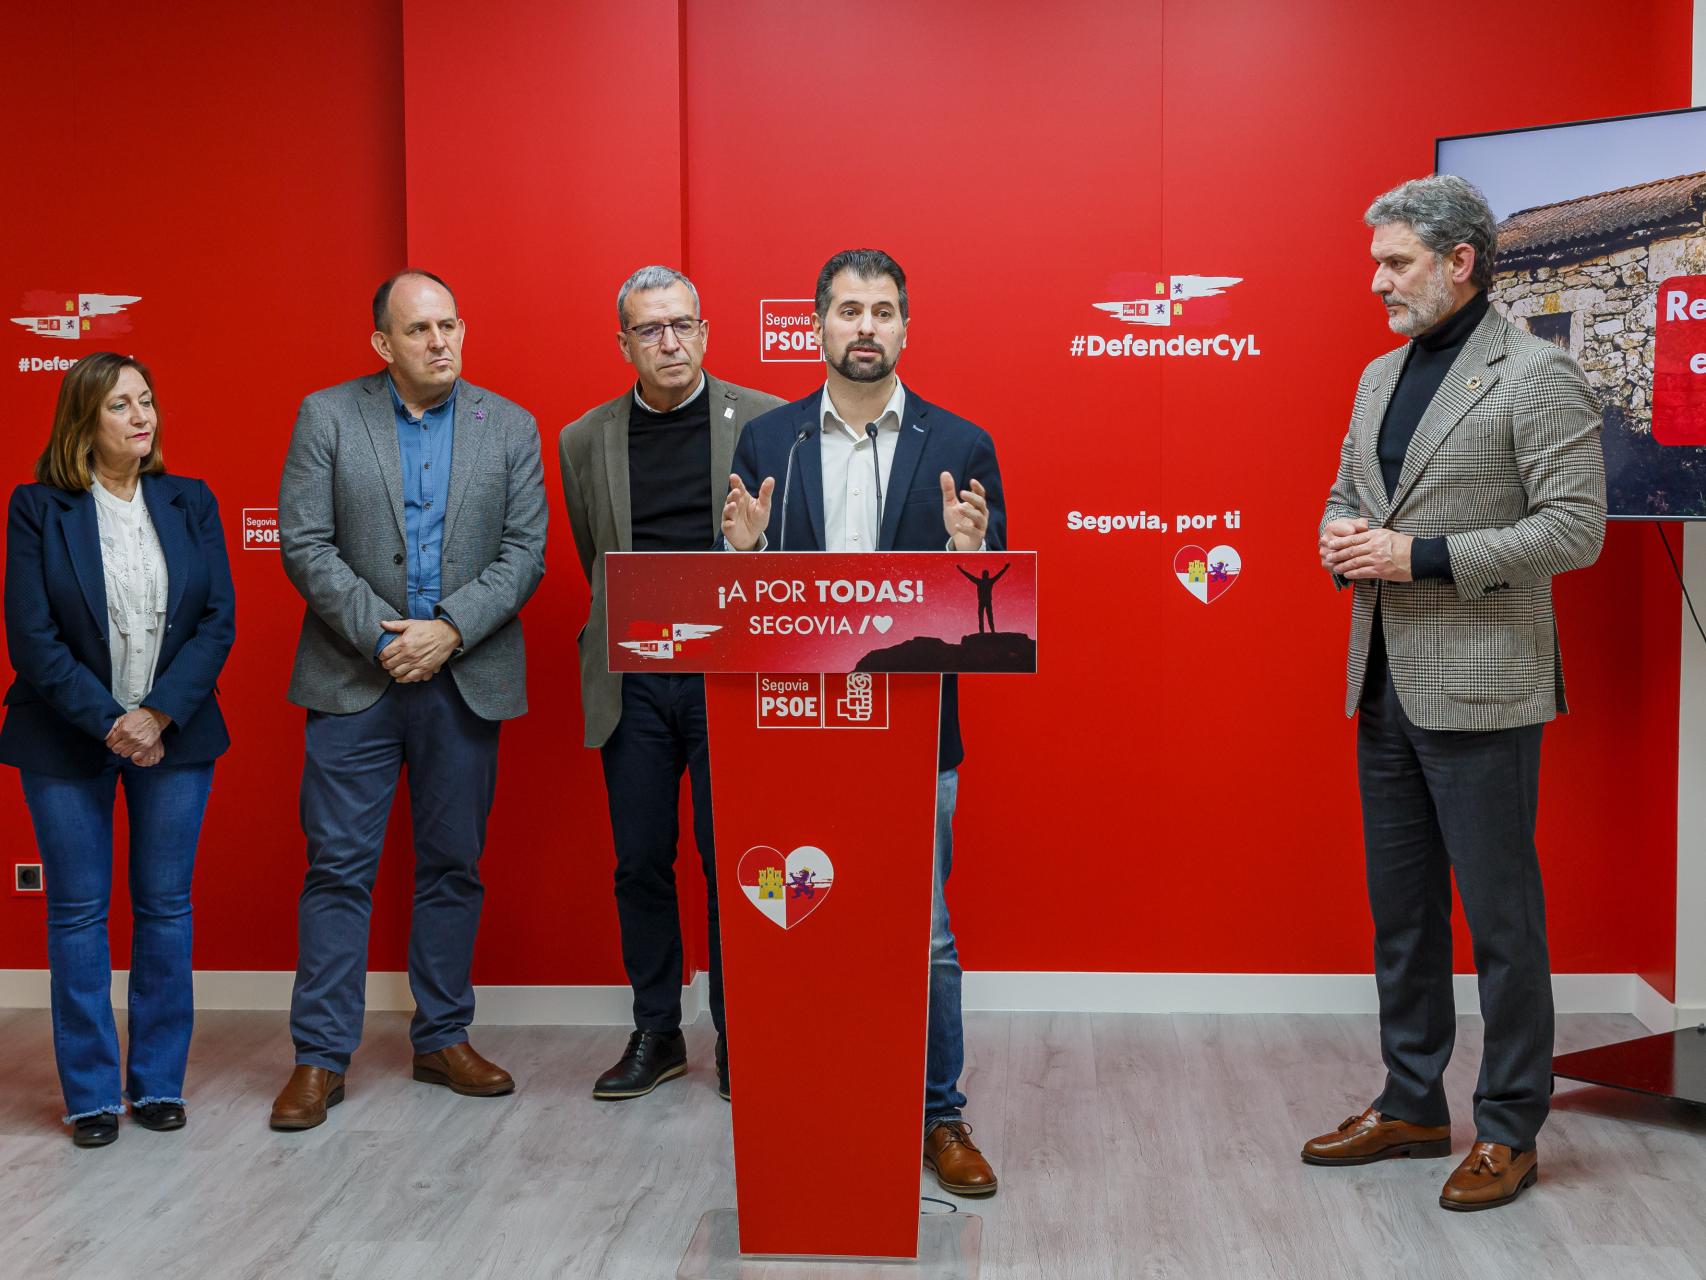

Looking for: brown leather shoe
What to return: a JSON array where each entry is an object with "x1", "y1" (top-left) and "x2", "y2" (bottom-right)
[
  {"x1": 1301, "y1": 1106, "x2": 1452, "y2": 1165},
  {"x1": 412, "y1": 1041, "x2": 515, "y2": 1097},
  {"x1": 269, "y1": 1065, "x2": 345, "y2": 1131},
  {"x1": 1439, "y1": 1142, "x2": 1537, "y2": 1211},
  {"x1": 924, "y1": 1120, "x2": 998, "y2": 1197}
]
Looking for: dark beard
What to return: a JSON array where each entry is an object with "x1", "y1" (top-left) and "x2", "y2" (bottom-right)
[{"x1": 830, "y1": 344, "x2": 894, "y2": 383}]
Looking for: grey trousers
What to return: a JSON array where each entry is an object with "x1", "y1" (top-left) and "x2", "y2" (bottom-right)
[{"x1": 1357, "y1": 643, "x2": 1551, "y2": 1151}]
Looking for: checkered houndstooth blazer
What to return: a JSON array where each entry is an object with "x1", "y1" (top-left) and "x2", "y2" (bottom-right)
[{"x1": 1321, "y1": 306, "x2": 1607, "y2": 731}]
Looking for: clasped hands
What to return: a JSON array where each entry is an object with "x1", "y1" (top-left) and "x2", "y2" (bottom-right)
[
  {"x1": 107, "y1": 707, "x2": 170, "y2": 766},
  {"x1": 380, "y1": 617, "x2": 461, "y2": 683},
  {"x1": 1320, "y1": 518, "x2": 1413, "y2": 582},
  {"x1": 722, "y1": 471, "x2": 990, "y2": 552}
]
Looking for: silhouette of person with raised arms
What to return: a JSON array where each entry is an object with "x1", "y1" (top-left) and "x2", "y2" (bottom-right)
[{"x1": 957, "y1": 563, "x2": 1009, "y2": 634}]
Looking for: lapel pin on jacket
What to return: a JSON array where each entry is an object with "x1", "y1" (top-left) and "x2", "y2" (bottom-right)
[
  {"x1": 474, "y1": 408, "x2": 486, "y2": 421},
  {"x1": 1465, "y1": 376, "x2": 1482, "y2": 391}
]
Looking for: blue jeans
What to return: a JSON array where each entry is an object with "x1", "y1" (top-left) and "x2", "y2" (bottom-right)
[
  {"x1": 290, "y1": 678, "x2": 500, "y2": 1073},
  {"x1": 19, "y1": 761, "x2": 214, "y2": 1122},
  {"x1": 925, "y1": 768, "x2": 966, "y2": 1130}
]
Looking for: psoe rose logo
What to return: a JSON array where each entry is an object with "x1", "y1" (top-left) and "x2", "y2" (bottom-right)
[
  {"x1": 242, "y1": 508, "x2": 280, "y2": 551},
  {"x1": 11, "y1": 291, "x2": 142, "y2": 341},
  {"x1": 759, "y1": 298, "x2": 820, "y2": 363},
  {"x1": 756, "y1": 672, "x2": 889, "y2": 729}
]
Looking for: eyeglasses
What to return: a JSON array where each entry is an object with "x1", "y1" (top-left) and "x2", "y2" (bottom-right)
[{"x1": 623, "y1": 317, "x2": 705, "y2": 345}]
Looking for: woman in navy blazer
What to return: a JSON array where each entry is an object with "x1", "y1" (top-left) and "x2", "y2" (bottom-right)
[{"x1": 1, "y1": 353, "x2": 234, "y2": 1146}]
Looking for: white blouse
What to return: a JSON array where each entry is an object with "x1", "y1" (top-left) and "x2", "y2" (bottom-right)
[{"x1": 91, "y1": 480, "x2": 169, "y2": 712}]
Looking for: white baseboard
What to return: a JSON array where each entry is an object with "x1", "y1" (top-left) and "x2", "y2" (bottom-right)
[
  {"x1": 1634, "y1": 978, "x2": 1682, "y2": 1034},
  {"x1": 1670, "y1": 1003, "x2": 1706, "y2": 1031},
  {"x1": 0, "y1": 969, "x2": 709, "y2": 1025},
  {"x1": 475, "y1": 973, "x2": 709, "y2": 1025},
  {"x1": 0, "y1": 968, "x2": 1668, "y2": 1025},
  {"x1": 960, "y1": 971, "x2": 1674, "y2": 1021}
]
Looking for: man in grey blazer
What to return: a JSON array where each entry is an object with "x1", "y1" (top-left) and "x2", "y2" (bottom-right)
[
  {"x1": 1306, "y1": 177, "x2": 1605, "y2": 1210},
  {"x1": 270, "y1": 270, "x2": 547, "y2": 1130},
  {"x1": 560, "y1": 266, "x2": 782, "y2": 1102}
]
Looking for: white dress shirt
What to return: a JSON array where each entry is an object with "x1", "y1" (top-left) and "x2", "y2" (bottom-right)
[
  {"x1": 633, "y1": 373, "x2": 707, "y2": 414},
  {"x1": 730, "y1": 378, "x2": 980, "y2": 552},
  {"x1": 91, "y1": 479, "x2": 169, "y2": 712},
  {"x1": 818, "y1": 380, "x2": 905, "y2": 552}
]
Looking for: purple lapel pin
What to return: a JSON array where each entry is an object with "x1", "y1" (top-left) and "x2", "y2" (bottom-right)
[{"x1": 474, "y1": 409, "x2": 486, "y2": 421}]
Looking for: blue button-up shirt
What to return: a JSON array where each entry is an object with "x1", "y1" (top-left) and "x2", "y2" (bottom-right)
[{"x1": 377, "y1": 377, "x2": 456, "y2": 656}]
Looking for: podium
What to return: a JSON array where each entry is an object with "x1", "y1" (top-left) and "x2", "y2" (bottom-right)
[{"x1": 605, "y1": 551, "x2": 1037, "y2": 1267}]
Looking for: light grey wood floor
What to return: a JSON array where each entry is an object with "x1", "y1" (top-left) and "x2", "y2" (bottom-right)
[{"x1": 1, "y1": 1009, "x2": 1702, "y2": 1279}]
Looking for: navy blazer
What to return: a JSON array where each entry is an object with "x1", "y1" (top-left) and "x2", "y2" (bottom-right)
[
  {"x1": 1, "y1": 474, "x2": 235, "y2": 778},
  {"x1": 729, "y1": 388, "x2": 1007, "y2": 770}
]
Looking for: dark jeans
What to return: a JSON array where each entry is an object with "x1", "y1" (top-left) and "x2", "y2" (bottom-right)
[
  {"x1": 599, "y1": 673, "x2": 720, "y2": 1035},
  {"x1": 1357, "y1": 644, "x2": 1551, "y2": 1150},
  {"x1": 290, "y1": 677, "x2": 500, "y2": 1072},
  {"x1": 19, "y1": 760, "x2": 214, "y2": 1121}
]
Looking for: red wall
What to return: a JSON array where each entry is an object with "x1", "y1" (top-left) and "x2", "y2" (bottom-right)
[
  {"x1": 400, "y1": 0, "x2": 689, "y2": 983},
  {"x1": 0, "y1": 0, "x2": 1691, "y2": 994},
  {"x1": 683, "y1": 0, "x2": 1691, "y2": 985},
  {"x1": 0, "y1": 0, "x2": 407, "y2": 974}
]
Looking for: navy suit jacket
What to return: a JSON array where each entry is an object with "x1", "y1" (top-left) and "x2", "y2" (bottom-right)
[
  {"x1": 1, "y1": 474, "x2": 235, "y2": 777},
  {"x1": 730, "y1": 388, "x2": 1006, "y2": 770}
]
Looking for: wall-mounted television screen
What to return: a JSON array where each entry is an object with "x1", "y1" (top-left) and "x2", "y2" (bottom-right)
[{"x1": 1438, "y1": 107, "x2": 1706, "y2": 520}]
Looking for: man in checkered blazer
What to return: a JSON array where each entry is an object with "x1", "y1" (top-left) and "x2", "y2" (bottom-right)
[{"x1": 1303, "y1": 176, "x2": 1606, "y2": 1213}]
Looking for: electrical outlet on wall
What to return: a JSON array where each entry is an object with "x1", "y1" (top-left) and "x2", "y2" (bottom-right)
[{"x1": 14, "y1": 864, "x2": 43, "y2": 895}]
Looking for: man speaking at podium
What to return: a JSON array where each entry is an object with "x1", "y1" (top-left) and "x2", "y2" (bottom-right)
[
  {"x1": 722, "y1": 248, "x2": 1006, "y2": 1198},
  {"x1": 1311, "y1": 176, "x2": 1605, "y2": 1211}
]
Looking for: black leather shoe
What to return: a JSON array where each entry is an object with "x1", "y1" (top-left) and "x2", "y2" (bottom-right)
[
  {"x1": 131, "y1": 1102, "x2": 187, "y2": 1131},
  {"x1": 716, "y1": 1034, "x2": 730, "y2": 1102},
  {"x1": 593, "y1": 1030, "x2": 687, "y2": 1100},
  {"x1": 72, "y1": 1114, "x2": 119, "y2": 1147}
]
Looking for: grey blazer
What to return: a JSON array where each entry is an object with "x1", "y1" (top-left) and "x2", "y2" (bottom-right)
[
  {"x1": 559, "y1": 374, "x2": 784, "y2": 747},
  {"x1": 280, "y1": 373, "x2": 548, "y2": 720},
  {"x1": 1321, "y1": 306, "x2": 1607, "y2": 731}
]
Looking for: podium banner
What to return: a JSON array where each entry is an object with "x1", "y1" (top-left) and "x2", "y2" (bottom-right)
[
  {"x1": 604, "y1": 550, "x2": 1037, "y2": 1259},
  {"x1": 605, "y1": 550, "x2": 1037, "y2": 673},
  {"x1": 706, "y1": 670, "x2": 942, "y2": 1259}
]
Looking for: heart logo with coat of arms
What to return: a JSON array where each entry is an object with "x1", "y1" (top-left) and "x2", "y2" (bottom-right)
[
  {"x1": 737, "y1": 845, "x2": 835, "y2": 929},
  {"x1": 1173, "y1": 544, "x2": 1241, "y2": 604}
]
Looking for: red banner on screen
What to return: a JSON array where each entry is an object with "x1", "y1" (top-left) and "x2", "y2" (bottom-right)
[
  {"x1": 1654, "y1": 274, "x2": 1706, "y2": 445},
  {"x1": 605, "y1": 551, "x2": 1037, "y2": 673}
]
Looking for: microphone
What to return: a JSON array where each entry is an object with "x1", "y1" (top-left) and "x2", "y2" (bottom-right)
[
  {"x1": 865, "y1": 421, "x2": 884, "y2": 545},
  {"x1": 778, "y1": 426, "x2": 811, "y2": 551}
]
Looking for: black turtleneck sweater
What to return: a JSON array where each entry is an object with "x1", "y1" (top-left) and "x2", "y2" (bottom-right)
[
  {"x1": 628, "y1": 386, "x2": 713, "y2": 551},
  {"x1": 1376, "y1": 289, "x2": 1488, "y2": 582}
]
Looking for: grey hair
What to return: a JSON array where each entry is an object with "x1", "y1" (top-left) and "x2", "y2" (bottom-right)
[
  {"x1": 616, "y1": 265, "x2": 700, "y2": 327},
  {"x1": 1364, "y1": 175, "x2": 1498, "y2": 291}
]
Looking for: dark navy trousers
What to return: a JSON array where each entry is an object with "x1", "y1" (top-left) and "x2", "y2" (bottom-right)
[
  {"x1": 599, "y1": 672, "x2": 721, "y2": 1036},
  {"x1": 290, "y1": 677, "x2": 500, "y2": 1072}
]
